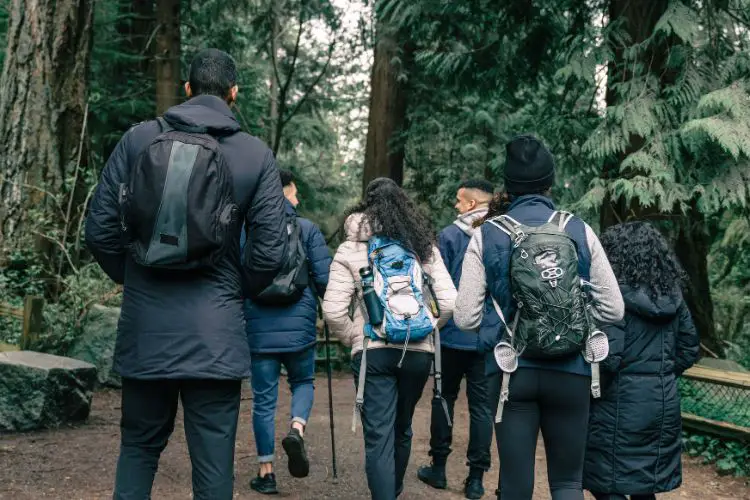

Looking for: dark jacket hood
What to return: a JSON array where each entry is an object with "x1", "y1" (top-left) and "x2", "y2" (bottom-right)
[
  {"x1": 621, "y1": 284, "x2": 681, "y2": 321},
  {"x1": 163, "y1": 95, "x2": 241, "y2": 136}
]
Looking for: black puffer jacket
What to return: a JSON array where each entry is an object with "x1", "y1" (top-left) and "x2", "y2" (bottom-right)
[
  {"x1": 584, "y1": 285, "x2": 700, "y2": 495},
  {"x1": 85, "y1": 95, "x2": 288, "y2": 380}
]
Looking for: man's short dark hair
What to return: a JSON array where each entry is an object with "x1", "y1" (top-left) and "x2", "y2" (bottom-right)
[
  {"x1": 279, "y1": 169, "x2": 295, "y2": 188},
  {"x1": 188, "y1": 49, "x2": 238, "y2": 98},
  {"x1": 458, "y1": 179, "x2": 494, "y2": 195}
]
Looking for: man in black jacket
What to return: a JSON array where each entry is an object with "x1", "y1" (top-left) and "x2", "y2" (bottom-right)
[{"x1": 85, "y1": 49, "x2": 288, "y2": 500}]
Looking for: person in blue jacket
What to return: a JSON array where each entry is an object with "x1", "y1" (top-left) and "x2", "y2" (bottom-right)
[
  {"x1": 418, "y1": 179, "x2": 495, "y2": 499},
  {"x1": 454, "y1": 135, "x2": 625, "y2": 500},
  {"x1": 242, "y1": 169, "x2": 332, "y2": 495}
]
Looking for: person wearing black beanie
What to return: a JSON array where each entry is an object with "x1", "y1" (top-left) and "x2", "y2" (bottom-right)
[
  {"x1": 503, "y1": 134, "x2": 556, "y2": 195},
  {"x1": 453, "y1": 134, "x2": 624, "y2": 500}
]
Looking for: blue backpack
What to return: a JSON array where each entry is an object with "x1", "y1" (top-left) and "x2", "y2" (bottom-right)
[
  {"x1": 353, "y1": 235, "x2": 450, "y2": 433},
  {"x1": 364, "y1": 236, "x2": 435, "y2": 344}
]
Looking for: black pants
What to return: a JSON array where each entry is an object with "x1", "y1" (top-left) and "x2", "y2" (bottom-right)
[
  {"x1": 496, "y1": 368, "x2": 590, "y2": 500},
  {"x1": 352, "y1": 349, "x2": 432, "y2": 500},
  {"x1": 592, "y1": 494, "x2": 657, "y2": 500},
  {"x1": 113, "y1": 378, "x2": 242, "y2": 500},
  {"x1": 429, "y1": 346, "x2": 493, "y2": 471}
]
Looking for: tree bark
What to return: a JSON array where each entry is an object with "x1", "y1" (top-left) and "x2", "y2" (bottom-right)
[
  {"x1": 155, "y1": 0, "x2": 181, "y2": 115},
  {"x1": 674, "y1": 208, "x2": 721, "y2": 356},
  {"x1": 0, "y1": 0, "x2": 94, "y2": 255},
  {"x1": 362, "y1": 25, "x2": 412, "y2": 193}
]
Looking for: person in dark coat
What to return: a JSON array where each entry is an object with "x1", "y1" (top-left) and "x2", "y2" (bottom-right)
[
  {"x1": 85, "y1": 49, "x2": 288, "y2": 500},
  {"x1": 418, "y1": 179, "x2": 495, "y2": 500},
  {"x1": 584, "y1": 222, "x2": 700, "y2": 500},
  {"x1": 242, "y1": 170, "x2": 332, "y2": 495}
]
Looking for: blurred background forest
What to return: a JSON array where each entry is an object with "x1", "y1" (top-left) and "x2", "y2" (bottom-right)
[{"x1": 0, "y1": 0, "x2": 750, "y2": 373}]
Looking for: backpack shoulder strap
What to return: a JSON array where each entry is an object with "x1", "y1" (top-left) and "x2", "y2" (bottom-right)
[
  {"x1": 547, "y1": 210, "x2": 575, "y2": 231},
  {"x1": 156, "y1": 117, "x2": 174, "y2": 134},
  {"x1": 486, "y1": 215, "x2": 520, "y2": 237}
]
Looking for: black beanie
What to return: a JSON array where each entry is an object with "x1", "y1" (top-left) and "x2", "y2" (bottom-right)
[{"x1": 503, "y1": 134, "x2": 555, "y2": 194}]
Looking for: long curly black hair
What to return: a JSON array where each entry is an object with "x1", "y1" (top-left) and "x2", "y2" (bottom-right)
[
  {"x1": 345, "y1": 178, "x2": 436, "y2": 261},
  {"x1": 600, "y1": 221, "x2": 687, "y2": 298}
]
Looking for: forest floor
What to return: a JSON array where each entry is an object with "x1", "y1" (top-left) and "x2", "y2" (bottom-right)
[{"x1": 0, "y1": 374, "x2": 747, "y2": 500}]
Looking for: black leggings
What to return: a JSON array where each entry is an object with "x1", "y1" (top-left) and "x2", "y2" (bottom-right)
[{"x1": 497, "y1": 368, "x2": 590, "y2": 500}]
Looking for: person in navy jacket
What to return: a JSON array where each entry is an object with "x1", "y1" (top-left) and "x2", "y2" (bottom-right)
[
  {"x1": 418, "y1": 179, "x2": 495, "y2": 499},
  {"x1": 242, "y1": 170, "x2": 332, "y2": 495}
]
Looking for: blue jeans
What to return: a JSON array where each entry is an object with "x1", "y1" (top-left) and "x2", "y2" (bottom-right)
[{"x1": 251, "y1": 347, "x2": 316, "y2": 463}]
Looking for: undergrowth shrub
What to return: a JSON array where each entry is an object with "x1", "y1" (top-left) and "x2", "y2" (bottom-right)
[{"x1": 683, "y1": 431, "x2": 750, "y2": 478}]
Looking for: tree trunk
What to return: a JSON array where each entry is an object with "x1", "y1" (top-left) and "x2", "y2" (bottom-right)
[
  {"x1": 600, "y1": 0, "x2": 669, "y2": 229},
  {"x1": 0, "y1": 0, "x2": 94, "y2": 255},
  {"x1": 118, "y1": 0, "x2": 155, "y2": 75},
  {"x1": 155, "y1": 0, "x2": 181, "y2": 115},
  {"x1": 362, "y1": 26, "x2": 412, "y2": 193},
  {"x1": 674, "y1": 208, "x2": 721, "y2": 356}
]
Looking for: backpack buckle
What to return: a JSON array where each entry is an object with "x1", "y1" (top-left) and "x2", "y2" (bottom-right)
[{"x1": 513, "y1": 231, "x2": 527, "y2": 248}]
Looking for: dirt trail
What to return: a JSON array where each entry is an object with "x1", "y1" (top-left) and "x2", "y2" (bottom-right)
[{"x1": 0, "y1": 374, "x2": 747, "y2": 499}]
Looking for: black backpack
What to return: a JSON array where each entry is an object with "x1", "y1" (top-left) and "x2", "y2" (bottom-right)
[
  {"x1": 251, "y1": 213, "x2": 310, "y2": 305},
  {"x1": 119, "y1": 118, "x2": 240, "y2": 269}
]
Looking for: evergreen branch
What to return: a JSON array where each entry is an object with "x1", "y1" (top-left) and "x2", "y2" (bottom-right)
[
  {"x1": 281, "y1": 41, "x2": 336, "y2": 129},
  {"x1": 273, "y1": 8, "x2": 306, "y2": 153}
]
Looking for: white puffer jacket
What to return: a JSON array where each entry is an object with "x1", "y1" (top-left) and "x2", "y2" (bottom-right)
[{"x1": 322, "y1": 213, "x2": 457, "y2": 356}]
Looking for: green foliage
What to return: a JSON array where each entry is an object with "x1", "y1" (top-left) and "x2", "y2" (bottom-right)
[
  {"x1": 683, "y1": 432, "x2": 750, "y2": 477},
  {"x1": 573, "y1": 3, "x2": 750, "y2": 220}
]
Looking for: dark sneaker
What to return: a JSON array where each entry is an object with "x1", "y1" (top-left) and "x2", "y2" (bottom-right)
[
  {"x1": 250, "y1": 473, "x2": 278, "y2": 495},
  {"x1": 417, "y1": 464, "x2": 447, "y2": 490},
  {"x1": 464, "y1": 476, "x2": 485, "y2": 499},
  {"x1": 281, "y1": 428, "x2": 310, "y2": 478}
]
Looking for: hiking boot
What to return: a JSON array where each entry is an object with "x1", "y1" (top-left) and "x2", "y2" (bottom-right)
[
  {"x1": 281, "y1": 428, "x2": 310, "y2": 478},
  {"x1": 464, "y1": 476, "x2": 485, "y2": 499},
  {"x1": 250, "y1": 473, "x2": 278, "y2": 495},
  {"x1": 417, "y1": 464, "x2": 447, "y2": 490}
]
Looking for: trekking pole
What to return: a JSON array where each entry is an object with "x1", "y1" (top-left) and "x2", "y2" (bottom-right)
[{"x1": 318, "y1": 301, "x2": 339, "y2": 481}]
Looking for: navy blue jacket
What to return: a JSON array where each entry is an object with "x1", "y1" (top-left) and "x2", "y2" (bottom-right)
[
  {"x1": 85, "y1": 95, "x2": 288, "y2": 380},
  {"x1": 584, "y1": 286, "x2": 699, "y2": 495},
  {"x1": 480, "y1": 195, "x2": 594, "y2": 376},
  {"x1": 438, "y1": 210, "x2": 488, "y2": 350},
  {"x1": 243, "y1": 201, "x2": 331, "y2": 353}
]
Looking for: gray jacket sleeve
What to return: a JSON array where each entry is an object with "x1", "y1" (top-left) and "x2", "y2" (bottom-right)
[
  {"x1": 584, "y1": 223, "x2": 625, "y2": 324},
  {"x1": 454, "y1": 230, "x2": 487, "y2": 331}
]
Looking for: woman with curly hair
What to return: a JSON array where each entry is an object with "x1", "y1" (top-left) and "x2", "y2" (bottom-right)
[
  {"x1": 323, "y1": 178, "x2": 457, "y2": 500},
  {"x1": 583, "y1": 222, "x2": 700, "y2": 500}
]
